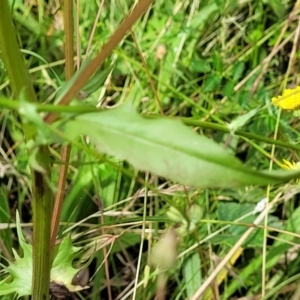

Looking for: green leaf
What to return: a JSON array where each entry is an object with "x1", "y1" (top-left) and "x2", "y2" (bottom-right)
[
  {"x1": 51, "y1": 237, "x2": 88, "y2": 292},
  {"x1": 227, "y1": 108, "x2": 259, "y2": 135},
  {"x1": 222, "y1": 81, "x2": 235, "y2": 97},
  {"x1": 232, "y1": 61, "x2": 245, "y2": 82},
  {"x1": 216, "y1": 202, "x2": 282, "y2": 247},
  {"x1": 264, "y1": 0, "x2": 286, "y2": 19},
  {"x1": 0, "y1": 212, "x2": 88, "y2": 298},
  {"x1": 79, "y1": 66, "x2": 112, "y2": 98},
  {"x1": 212, "y1": 51, "x2": 223, "y2": 72},
  {"x1": 55, "y1": 57, "x2": 111, "y2": 102},
  {"x1": 18, "y1": 93, "x2": 62, "y2": 145},
  {"x1": 183, "y1": 253, "x2": 202, "y2": 298},
  {"x1": 62, "y1": 104, "x2": 300, "y2": 188},
  {"x1": 190, "y1": 2, "x2": 219, "y2": 29},
  {"x1": 202, "y1": 74, "x2": 221, "y2": 92},
  {"x1": 189, "y1": 59, "x2": 211, "y2": 73},
  {"x1": 248, "y1": 26, "x2": 264, "y2": 43},
  {"x1": 237, "y1": 90, "x2": 251, "y2": 106},
  {"x1": 0, "y1": 212, "x2": 33, "y2": 298}
]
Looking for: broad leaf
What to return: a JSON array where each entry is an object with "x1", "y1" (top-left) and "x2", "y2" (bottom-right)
[{"x1": 63, "y1": 104, "x2": 300, "y2": 188}]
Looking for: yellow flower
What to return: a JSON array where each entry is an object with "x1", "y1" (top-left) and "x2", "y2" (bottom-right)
[
  {"x1": 272, "y1": 86, "x2": 300, "y2": 110},
  {"x1": 282, "y1": 159, "x2": 300, "y2": 170},
  {"x1": 281, "y1": 159, "x2": 300, "y2": 183}
]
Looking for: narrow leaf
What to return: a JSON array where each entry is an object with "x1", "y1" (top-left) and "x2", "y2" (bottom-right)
[
  {"x1": 63, "y1": 104, "x2": 300, "y2": 188},
  {"x1": 227, "y1": 108, "x2": 259, "y2": 135},
  {"x1": 183, "y1": 253, "x2": 202, "y2": 298}
]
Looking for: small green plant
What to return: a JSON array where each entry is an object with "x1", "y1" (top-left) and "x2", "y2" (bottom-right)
[{"x1": 0, "y1": 213, "x2": 88, "y2": 298}]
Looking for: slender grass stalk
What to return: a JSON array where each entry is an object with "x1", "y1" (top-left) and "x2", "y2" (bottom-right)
[
  {"x1": 44, "y1": 0, "x2": 154, "y2": 124},
  {"x1": 50, "y1": 0, "x2": 74, "y2": 250},
  {"x1": 0, "y1": 1, "x2": 52, "y2": 299},
  {"x1": 0, "y1": 3, "x2": 37, "y2": 105}
]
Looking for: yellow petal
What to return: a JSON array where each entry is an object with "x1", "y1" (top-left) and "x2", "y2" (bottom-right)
[
  {"x1": 272, "y1": 86, "x2": 300, "y2": 110},
  {"x1": 282, "y1": 159, "x2": 294, "y2": 169}
]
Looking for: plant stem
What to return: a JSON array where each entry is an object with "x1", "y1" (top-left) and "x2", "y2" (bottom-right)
[
  {"x1": 51, "y1": 0, "x2": 74, "y2": 249},
  {"x1": 0, "y1": 97, "x2": 101, "y2": 113},
  {"x1": 44, "y1": 0, "x2": 154, "y2": 124},
  {"x1": 31, "y1": 147, "x2": 52, "y2": 300},
  {"x1": 0, "y1": 96, "x2": 298, "y2": 152},
  {"x1": 0, "y1": 2, "x2": 52, "y2": 299},
  {"x1": 0, "y1": 2, "x2": 37, "y2": 105}
]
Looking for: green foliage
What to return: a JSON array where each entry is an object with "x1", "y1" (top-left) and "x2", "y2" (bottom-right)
[
  {"x1": 183, "y1": 253, "x2": 202, "y2": 298},
  {"x1": 0, "y1": 213, "x2": 33, "y2": 298},
  {"x1": 264, "y1": 0, "x2": 287, "y2": 19},
  {"x1": 227, "y1": 108, "x2": 259, "y2": 135},
  {"x1": 63, "y1": 104, "x2": 300, "y2": 188},
  {"x1": 203, "y1": 74, "x2": 222, "y2": 93},
  {"x1": 215, "y1": 202, "x2": 282, "y2": 247},
  {"x1": 0, "y1": 213, "x2": 87, "y2": 298},
  {"x1": 1, "y1": 0, "x2": 300, "y2": 299},
  {"x1": 51, "y1": 237, "x2": 88, "y2": 292}
]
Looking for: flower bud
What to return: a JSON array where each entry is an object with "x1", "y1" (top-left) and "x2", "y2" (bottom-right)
[{"x1": 150, "y1": 228, "x2": 178, "y2": 270}]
